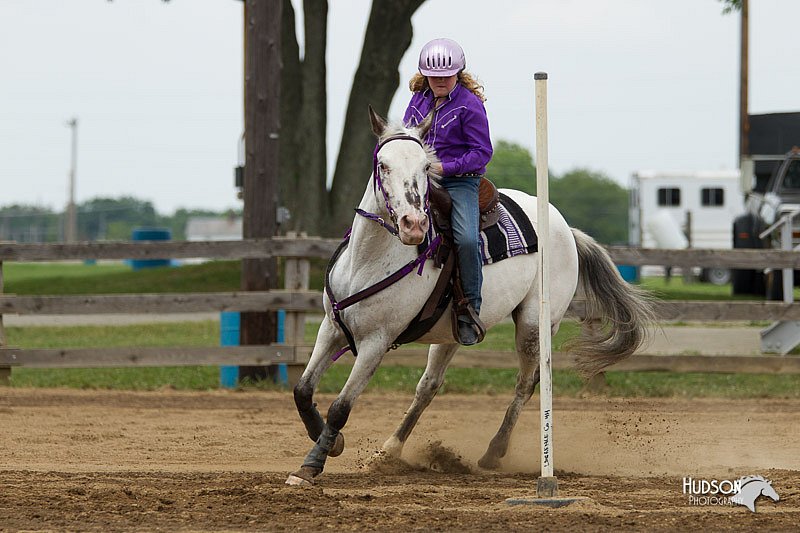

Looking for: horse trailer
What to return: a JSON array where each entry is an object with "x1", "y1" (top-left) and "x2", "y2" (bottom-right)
[{"x1": 629, "y1": 170, "x2": 744, "y2": 284}]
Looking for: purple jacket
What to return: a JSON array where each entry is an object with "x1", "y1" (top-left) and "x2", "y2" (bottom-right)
[{"x1": 403, "y1": 83, "x2": 493, "y2": 177}]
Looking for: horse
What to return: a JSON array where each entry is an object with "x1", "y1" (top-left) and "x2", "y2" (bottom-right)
[
  {"x1": 731, "y1": 475, "x2": 780, "y2": 512},
  {"x1": 285, "y1": 107, "x2": 654, "y2": 486}
]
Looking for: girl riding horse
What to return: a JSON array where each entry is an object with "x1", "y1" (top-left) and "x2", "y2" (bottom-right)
[{"x1": 404, "y1": 38, "x2": 491, "y2": 346}]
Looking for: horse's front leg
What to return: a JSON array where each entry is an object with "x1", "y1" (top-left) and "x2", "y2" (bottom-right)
[
  {"x1": 382, "y1": 343, "x2": 460, "y2": 458},
  {"x1": 292, "y1": 318, "x2": 346, "y2": 453},
  {"x1": 286, "y1": 337, "x2": 388, "y2": 486}
]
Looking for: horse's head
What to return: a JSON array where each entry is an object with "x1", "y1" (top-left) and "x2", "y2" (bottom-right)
[
  {"x1": 733, "y1": 476, "x2": 780, "y2": 511},
  {"x1": 368, "y1": 105, "x2": 438, "y2": 245}
]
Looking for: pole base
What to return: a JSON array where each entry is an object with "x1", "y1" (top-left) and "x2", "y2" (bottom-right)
[
  {"x1": 505, "y1": 475, "x2": 591, "y2": 507},
  {"x1": 537, "y1": 475, "x2": 559, "y2": 498},
  {"x1": 505, "y1": 496, "x2": 590, "y2": 508}
]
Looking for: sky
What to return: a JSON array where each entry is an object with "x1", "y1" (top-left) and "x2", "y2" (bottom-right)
[{"x1": 1, "y1": 0, "x2": 799, "y2": 215}]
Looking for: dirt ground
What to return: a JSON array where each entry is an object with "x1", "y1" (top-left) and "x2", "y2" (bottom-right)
[{"x1": 0, "y1": 388, "x2": 798, "y2": 531}]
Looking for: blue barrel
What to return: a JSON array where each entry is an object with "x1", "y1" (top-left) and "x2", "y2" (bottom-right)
[
  {"x1": 276, "y1": 310, "x2": 288, "y2": 385},
  {"x1": 617, "y1": 265, "x2": 640, "y2": 283},
  {"x1": 131, "y1": 227, "x2": 171, "y2": 270},
  {"x1": 219, "y1": 310, "x2": 288, "y2": 388},
  {"x1": 220, "y1": 312, "x2": 240, "y2": 388}
]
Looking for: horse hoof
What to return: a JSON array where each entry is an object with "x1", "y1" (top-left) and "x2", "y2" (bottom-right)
[
  {"x1": 329, "y1": 432, "x2": 345, "y2": 457},
  {"x1": 285, "y1": 474, "x2": 313, "y2": 487},
  {"x1": 381, "y1": 436, "x2": 403, "y2": 458},
  {"x1": 285, "y1": 465, "x2": 321, "y2": 486},
  {"x1": 477, "y1": 454, "x2": 501, "y2": 470}
]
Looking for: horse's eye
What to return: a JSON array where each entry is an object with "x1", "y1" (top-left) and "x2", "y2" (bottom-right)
[
  {"x1": 378, "y1": 162, "x2": 387, "y2": 173},
  {"x1": 425, "y1": 163, "x2": 431, "y2": 172}
]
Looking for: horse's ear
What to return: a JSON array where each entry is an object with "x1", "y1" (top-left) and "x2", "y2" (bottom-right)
[
  {"x1": 416, "y1": 110, "x2": 434, "y2": 140},
  {"x1": 369, "y1": 105, "x2": 387, "y2": 138}
]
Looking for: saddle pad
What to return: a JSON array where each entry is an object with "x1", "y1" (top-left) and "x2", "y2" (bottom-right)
[{"x1": 479, "y1": 192, "x2": 538, "y2": 265}]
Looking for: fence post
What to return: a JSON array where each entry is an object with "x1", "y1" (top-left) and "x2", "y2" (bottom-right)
[
  {"x1": 284, "y1": 232, "x2": 310, "y2": 387},
  {"x1": 0, "y1": 260, "x2": 9, "y2": 385}
]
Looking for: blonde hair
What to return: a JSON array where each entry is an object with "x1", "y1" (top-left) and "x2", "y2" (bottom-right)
[{"x1": 408, "y1": 71, "x2": 486, "y2": 102}]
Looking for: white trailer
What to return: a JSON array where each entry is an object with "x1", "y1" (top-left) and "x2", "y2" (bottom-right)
[{"x1": 629, "y1": 170, "x2": 744, "y2": 283}]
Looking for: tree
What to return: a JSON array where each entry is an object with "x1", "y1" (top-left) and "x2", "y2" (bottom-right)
[
  {"x1": 0, "y1": 205, "x2": 60, "y2": 242},
  {"x1": 487, "y1": 140, "x2": 628, "y2": 244},
  {"x1": 719, "y1": 0, "x2": 742, "y2": 14},
  {"x1": 279, "y1": 0, "x2": 427, "y2": 236},
  {"x1": 551, "y1": 169, "x2": 628, "y2": 244},
  {"x1": 78, "y1": 197, "x2": 158, "y2": 240},
  {"x1": 485, "y1": 140, "x2": 537, "y2": 194}
]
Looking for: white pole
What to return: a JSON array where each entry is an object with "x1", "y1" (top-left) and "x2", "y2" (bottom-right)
[
  {"x1": 534, "y1": 72, "x2": 557, "y2": 498},
  {"x1": 65, "y1": 117, "x2": 78, "y2": 243}
]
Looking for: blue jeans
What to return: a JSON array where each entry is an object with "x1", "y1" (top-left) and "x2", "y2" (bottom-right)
[{"x1": 441, "y1": 176, "x2": 482, "y2": 315}]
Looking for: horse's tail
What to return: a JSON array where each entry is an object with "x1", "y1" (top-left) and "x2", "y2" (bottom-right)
[{"x1": 565, "y1": 228, "x2": 655, "y2": 378}]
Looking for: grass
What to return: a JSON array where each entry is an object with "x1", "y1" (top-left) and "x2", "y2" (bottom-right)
[
  {"x1": 9, "y1": 362, "x2": 800, "y2": 399},
  {"x1": 5, "y1": 261, "x2": 800, "y2": 397},
  {"x1": 7, "y1": 260, "x2": 783, "y2": 301},
  {"x1": 640, "y1": 275, "x2": 800, "y2": 301},
  {"x1": 8, "y1": 366, "x2": 220, "y2": 391},
  {"x1": 3, "y1": 261, "x2": 130, "y2": 282},
  {"x1": 3, "y1": 260, "x2": 328, "y2": 295},
  {"x1": 315, "y1": 366, "x2": 800, "y2": 398},
  {"x1": 6, "y1": 321, "x2": 219, "y2": 348},
  {"x1": 5, "y1": 261, "x2": 241, "y2": 295},
  {"x1": 5, "y1": 321, "x2": 800, "y2": 398},
  {"x1": 4, "y1": 320, "x2": 576, "y2": 355}
]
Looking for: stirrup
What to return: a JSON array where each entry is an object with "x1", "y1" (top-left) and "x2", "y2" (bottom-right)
[{"x1": 452, "y1": 300, "x2": 486, "y2": 345}]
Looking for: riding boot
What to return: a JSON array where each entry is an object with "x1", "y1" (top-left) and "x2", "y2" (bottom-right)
[
  {"x1": 455, "y1": 299, "x2": 485, "y2": 345},
  {"x1": 452, "y1": 270, "x2": 486, "y2": 346}
]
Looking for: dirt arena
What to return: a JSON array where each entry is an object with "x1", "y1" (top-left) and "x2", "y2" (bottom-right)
[{"x1": 0, "y1": 388, "x2": 798, "y2": 531}]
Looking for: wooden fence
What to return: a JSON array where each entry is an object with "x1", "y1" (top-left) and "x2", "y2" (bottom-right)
[{"x1": 1, "y1": 238, "x2": 800, "y2": 383}]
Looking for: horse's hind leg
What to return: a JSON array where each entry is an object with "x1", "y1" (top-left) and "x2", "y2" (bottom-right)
[
  {"x1": 382, "y1": 343, "x2": 460, "y2": 458},
  {"x1": 478, "y1": 316, "x2": 541, "y2": 470}
]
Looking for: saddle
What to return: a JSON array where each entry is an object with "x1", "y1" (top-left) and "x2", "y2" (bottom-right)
[
  {"x1": 428, "y1": 177, "x2": 501, "y2": 236},
  {"x1": 394, "y1": 177, "x2": 499, "y2": 346}
]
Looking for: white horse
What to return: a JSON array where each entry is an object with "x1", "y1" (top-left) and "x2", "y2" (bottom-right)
[{"x1": 286, "y1": 108, "x2": 654, "y2": 486}]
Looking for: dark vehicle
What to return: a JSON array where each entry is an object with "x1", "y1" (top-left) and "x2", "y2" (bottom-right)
[{"x1": 733, "y1": 147, "x2": 800, "y2": 298}]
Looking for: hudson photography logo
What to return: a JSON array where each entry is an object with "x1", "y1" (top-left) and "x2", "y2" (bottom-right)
[{"x1": 682, "y1": 475, "x2": 780, "y2": 512}]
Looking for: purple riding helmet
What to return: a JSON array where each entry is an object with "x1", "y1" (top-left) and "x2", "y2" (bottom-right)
[{"x1": 418, "y1": 38, "x2": 465, "y2": 77}]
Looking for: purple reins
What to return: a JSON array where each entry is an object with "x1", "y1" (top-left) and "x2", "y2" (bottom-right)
[{"x1": 325, "y1": 134, "x2": 439, "y2": 360}]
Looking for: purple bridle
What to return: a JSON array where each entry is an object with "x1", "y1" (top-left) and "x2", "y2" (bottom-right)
[
  {"x1": 357, "y1": 134, "x2": 433, "y2": 237},
  {"x1": 325, "y1": 134, "x2": 439, "y2": 360}
]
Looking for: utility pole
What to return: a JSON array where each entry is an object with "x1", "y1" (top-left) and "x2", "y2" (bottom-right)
[
  {"x1": 239, "y1": 0, "x2": 281, "y2": 381},
  {"x1": 738, "y1": 0, "x2": 749, "y2": 164},
  {"x1": 65, "y1": 117, "x2": 78, "y2": 242}
]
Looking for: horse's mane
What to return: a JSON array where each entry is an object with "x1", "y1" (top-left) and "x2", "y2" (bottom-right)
[
  {"x1": 739, "y1": 475, "x2": 769, "y2": 486},
  {"x1": 379, "y1": 121, "x2": 442, "y2": 185}
]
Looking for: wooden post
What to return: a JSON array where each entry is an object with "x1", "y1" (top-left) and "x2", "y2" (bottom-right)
[
  {"x1": 738, "y1": 0, "x2": 749, "y2": 164},
  {"x1": 0, "y1": 261, "x2": 9, "y2": 385},
  {"x1": 284, "y1": 232, "x2": 310, "y2": 387},
  {"x1": 239, "y1": 0, "x2": 282, "y2": 382}
]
